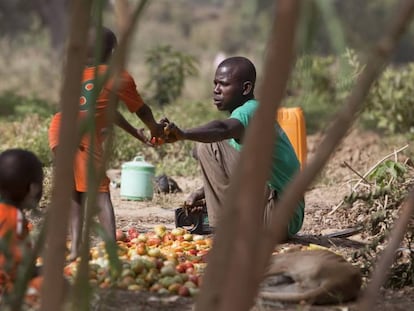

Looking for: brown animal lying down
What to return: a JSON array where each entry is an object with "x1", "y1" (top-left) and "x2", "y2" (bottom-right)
[{"x1": 259, "y1": 249, "x2": 362, "y2": 305}]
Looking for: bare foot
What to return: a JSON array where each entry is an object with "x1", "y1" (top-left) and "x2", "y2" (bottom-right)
[
  {"x1": 67, "y1": 252, "x2": 78, "y2": 262},
  {"x1": 68, "y1": 246, "x2": 79, "y2": 262}
]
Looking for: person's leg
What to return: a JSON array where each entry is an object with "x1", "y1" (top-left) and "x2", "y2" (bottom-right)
[
  {"x1": 263, "y1": 186, "x2": 304, "y2": 240},
  {"x1": 263, "y1": 186, "x2": 288, "y2": 241},
  {"x1": 197, "y1": 141, "x2": 240, "y2": 227},
  {"x1": 96, "y1": 192, "x2": 116, "y2": 241},
  {"x1": 69, "y1": 191, "x2": 84, "y2": 261}
]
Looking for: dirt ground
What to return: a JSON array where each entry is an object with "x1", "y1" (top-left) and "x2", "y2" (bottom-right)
[{"x1": 94, "y1": 128, "x2": 414, "y2": 310}]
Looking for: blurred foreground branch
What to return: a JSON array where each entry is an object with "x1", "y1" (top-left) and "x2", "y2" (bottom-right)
[{"x1": 41, "y1": 1, "x2": 92, "y2": 311}]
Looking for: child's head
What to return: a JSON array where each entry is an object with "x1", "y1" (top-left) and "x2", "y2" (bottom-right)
[
  {"x1": 0, "y1": 149, "x2": 43, "y2": 209},
  {"x1": 86, "y1": 26, "x2": 118, "y2": 65}
]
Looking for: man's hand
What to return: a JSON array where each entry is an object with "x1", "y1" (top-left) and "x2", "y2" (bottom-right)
[
  {"x1": 149, "y1": 118, "x2": 182, "y2": 145},
  {"x1": 183, "y1": 187, "x2": 205, "y2": 213},
  {"x1": 150, "y1": 122, "x2": 166, "y2": 141},
  {"x1": 163, "y1": 122, "x2": 184, "y2": 143},
  {"x1": 135, "y1": 128, "x2": 153, "y2": 146},
  {"x1": 149, "y1": 118, "x2": 167, "y2": 146}
]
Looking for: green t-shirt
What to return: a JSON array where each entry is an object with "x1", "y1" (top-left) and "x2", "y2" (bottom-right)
[{"x1": 228, "y1": 99, "x2": 304, "y2": 236}]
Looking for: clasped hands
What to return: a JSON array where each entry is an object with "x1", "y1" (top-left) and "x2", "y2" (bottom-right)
[{"x1": 145, "y1": 118, "x2": 184, "y2": 146}]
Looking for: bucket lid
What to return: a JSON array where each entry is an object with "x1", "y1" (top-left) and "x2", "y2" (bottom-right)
[{"x1": 122, "y1": 155, "x2": 155, "y2": 172}]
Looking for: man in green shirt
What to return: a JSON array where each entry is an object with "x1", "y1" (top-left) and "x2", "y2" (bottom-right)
[{"x1": 165, "y1": 56, "x2": 304, "y2": 237}]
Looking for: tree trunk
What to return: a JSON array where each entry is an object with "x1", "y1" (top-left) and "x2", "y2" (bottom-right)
[
  {"x1": 111, "y1": 0, "x2": 132, "y2": 37},
  {"x1": 33, "y1": 0, "x2": 68, "y2": 52}
]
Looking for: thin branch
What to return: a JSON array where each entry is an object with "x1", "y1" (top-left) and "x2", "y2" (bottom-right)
[
  {"x1": 343, "y1": 161, "x2": 372, "y2": 185},
  {"x1": 349, "y1": 144, "x2": 408, "y2": 192},
  {"x1": 72, "y1": 1, "x2": 149, "y2": 309},
  {"x1": 329, "y1": 144, "x2": 409, "y2": 215}
]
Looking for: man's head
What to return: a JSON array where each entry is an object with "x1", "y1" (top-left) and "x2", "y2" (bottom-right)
[
  {"x1": 86, "y1": 26, "x2": 118, "y2": 65},
  {"x1": 213, "y1": 56, "x2": 256, "y2": 113},
  {"x1": 0, "y1": 149, "x2": 43, "y2": 209}
]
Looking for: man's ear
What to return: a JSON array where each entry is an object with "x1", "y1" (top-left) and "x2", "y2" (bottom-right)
[
  {"x1": 29, "y1": 183, "x2": 43, "y2": 203},
  {"x1": 242, "y1": 81, "x2": 253, "y2": 96}
]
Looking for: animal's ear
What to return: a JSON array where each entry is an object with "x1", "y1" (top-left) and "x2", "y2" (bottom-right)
[{"x1": 242, "y1": 81, "x2": 253, "y2": 96}]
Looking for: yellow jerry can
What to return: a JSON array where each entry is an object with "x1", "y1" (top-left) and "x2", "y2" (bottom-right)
[{"x1": 276, "y1": 107, "x2": 307, "y2": 167}]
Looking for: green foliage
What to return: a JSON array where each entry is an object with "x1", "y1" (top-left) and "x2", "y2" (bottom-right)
[
  {"x1": 364, "y1": 64, "x2": 414, "y2": 134},
  {"x1": 145, "y1": 45, "x2": 198, "y2": 107},
  {"x1": 285, "y1": 49, "x2": 360, "y2": 133},
  {"x1": 367, "y1": 159, "x2": 407, "y2": 185},
  {"x1": 285, "y1": 49, "x2": 414, "y2": 136},
  {"x1": 0, "y1": 90, "x2": 56, "y2": 120},
  {"x1": 0, "y1": 115, "x2": 52, "y2": 166}
]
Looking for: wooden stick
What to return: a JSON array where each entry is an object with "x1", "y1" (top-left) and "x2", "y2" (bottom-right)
[{"x1": 343, "y1": 161, "x2": 372, "y2": 185}]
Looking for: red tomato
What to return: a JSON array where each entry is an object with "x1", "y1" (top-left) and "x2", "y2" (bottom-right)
[
  {"x1": 147, "y1": 237, "x2": 161, "y2": 247},
  {"x1": 163, "y1": 233, "x2": 175, "y2": 243},
  {"x1": 176, "y1": 236, "x2": 184, "y2": 242},
  {"x1": 176, "y1": 263, "x2": 186, "y2": 273},
  {"x1": 127, "y1": 228, "x2": 139, "y2": 239},
  {"x1": 136, "y1": 245, "x2": 147, "y2": 255},
  {"x1": 188, "y1": 274, "x2": 199, "y2": 286},
  {"x1": 185, "y1": 267, "x2": 195, "y2": 275},
  {"x1": 178, "y1": 285, "x2": 190, "y2": 297},
  {"x1": 116, "y1": 229, "x2": 127, "y2": 242}
]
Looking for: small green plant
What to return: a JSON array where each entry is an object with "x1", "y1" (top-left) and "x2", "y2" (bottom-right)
[{"x1": 145, "y1": 45, "x2": 198, "y2": 107}]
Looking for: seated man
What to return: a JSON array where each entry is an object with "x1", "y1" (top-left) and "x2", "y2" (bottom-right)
[{"x1": 165, "y1": 56, "x2": 304, "y2": 237}]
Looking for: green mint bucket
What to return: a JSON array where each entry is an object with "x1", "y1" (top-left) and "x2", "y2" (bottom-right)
[{"x1": 120, "y1": 155, "x2": 155, "y2": 201}]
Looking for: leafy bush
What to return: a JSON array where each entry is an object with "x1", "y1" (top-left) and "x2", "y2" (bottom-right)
[
  {"x1": 0, "y1": 90, "x2": 56, "y2": 120},
  {"x1": 284, "y1": 49, "x2": 414, "y2": 135},
  {"x1": 284, "y1": 50, "x2": 360, "y2": 133},
  {"x1": 364, "y1": 63, "x2": 414, "y2": 134},
  {"x1": 145, "y1": 45, "x2": 198, "y2": 107}
]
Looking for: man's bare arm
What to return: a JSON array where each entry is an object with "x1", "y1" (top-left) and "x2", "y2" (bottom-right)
[{"x1": 166, "y1": 118, "x2": 244, "y2": 143}]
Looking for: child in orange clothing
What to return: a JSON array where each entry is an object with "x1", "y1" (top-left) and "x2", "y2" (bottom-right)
[
  {"x1": 48, "y1": 26, "x2": 166, "y2": 261},
  {"x1": 0, "y1": 149, "x2": 44, "y2": 298}
]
